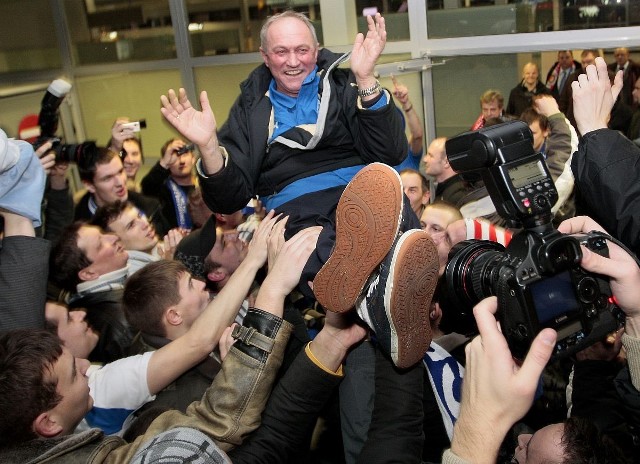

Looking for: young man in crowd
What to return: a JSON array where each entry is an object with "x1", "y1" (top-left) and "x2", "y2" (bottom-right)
[
  {"x1": 50, "y1": 222, "x2": 134, "y2": 363},
  {"x1": 141, "y1": 138, "x2": 198, "y2": 230},
  {"x1": 91, "y1": 201, "x2": 185, "y2": 274},
  {"x1": 74, "y1": 146, "x2": 170, "y2": 236}
]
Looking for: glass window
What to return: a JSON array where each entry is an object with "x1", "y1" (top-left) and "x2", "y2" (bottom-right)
[
  {"x1": 64, "y1": 0, "x2": 176, "y2": 65},
  {"x1": 430, "y1": 48, "x2": 640, "y2": 137},
  {"x1": 75, "y1": 69, "x2": 182, "y2": 168},
  {"x1": 186, "y1": 1, "x2": 322, "y2": 56},
  {"x1": 0, "y1": 0, "x2": 62, "y2": 73},
  {"x1": 432, "y1": 52, "x2": 533, "y2": 137},
  {"x1": 426, "y1": 0, "x2": 640, "y2": 39}
]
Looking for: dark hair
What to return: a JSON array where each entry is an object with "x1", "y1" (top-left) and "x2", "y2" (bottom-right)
[
  {"x1": 561, "y1": 416, "x2": 628, "y2": 463},
  {"x1": 0, "y1": 330, "x2": 63, "y2": 446},
  {"x1": 123, "y1": 260, "x2": 187, "y2": 337},
  {"x1": 50, "y1": 222, "x2": 92, "y2": 291},
  {"x1": 91, "y1": 200, "x2": 130, "y2": 232},
  {"x1": 520, "y1": 107, "x2": 549, "y2": 132},
  {"x1": 399, "y1": 168, "x2": 430, "y2": 194},
  {"x1": 77, "y1": 146, "x2": 117, "y2": 183}
]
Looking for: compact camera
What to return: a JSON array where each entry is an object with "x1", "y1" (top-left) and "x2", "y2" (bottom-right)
[
  {"x1": 176, "y1": 143, "x2": 195, "y2": 155},
  {"x1": 121, "y1": 120, "x2": 147, "y2": 132},
  {"x1": 443, "y1": 121, "x2": 621, "y2": 359}
]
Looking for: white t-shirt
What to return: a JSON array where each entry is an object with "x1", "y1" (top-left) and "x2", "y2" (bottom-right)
[{"x1": 84, "y1": 351, "x2": 155, "y2": 435}]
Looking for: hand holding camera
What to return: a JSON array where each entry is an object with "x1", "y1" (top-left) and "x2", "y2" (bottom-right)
[
  {"x1": 559, "y1": 215, "x2": 640, "y2": 338},
  {"x1": 444, "y1": 121, "x2": 624, "y2": 359},
  {"x1": 159, "y1": 139, "x2": 193, "y2": 170}
]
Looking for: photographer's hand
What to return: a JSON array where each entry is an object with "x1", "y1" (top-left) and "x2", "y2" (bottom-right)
[
  {"x1": 451, "y1": 296, "x2": 556, "y2": 464},
  {"x1": 559, "y1": 216, "x2": 640, "y2": 337},
  {"x1": 159, "y1": 139, "x2": 182, "y2": 169},
  {"x1": 34, "y1": 140, "x2": 55, "y2": 175},
  {"x1": 160, "y1": 88, "x2": 225, "y2": 176},
  {"x1": 110, "y1": 117, "x2": 134, "y2": 152},
  {"x1": 572, "y1": 57, "x2": 624, "y2": 136}
]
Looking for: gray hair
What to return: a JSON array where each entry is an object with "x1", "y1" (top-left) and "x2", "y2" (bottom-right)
[{"x1": 260, "y1": 10, "x2": 318, "y2": 50}]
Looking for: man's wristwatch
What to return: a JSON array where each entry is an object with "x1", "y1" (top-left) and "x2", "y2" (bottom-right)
[{"x1": 357, "y1": 80, "x2": 382, "y2": 97}]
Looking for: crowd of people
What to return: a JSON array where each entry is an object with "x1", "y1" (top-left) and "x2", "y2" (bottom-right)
[{"x1": 1, "y1": 9, "x2": 640, "y2": 464}]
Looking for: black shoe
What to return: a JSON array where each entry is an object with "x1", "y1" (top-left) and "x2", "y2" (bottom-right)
[{"x1": 357, "y1": 229, "x2": 439, "y2": 368}]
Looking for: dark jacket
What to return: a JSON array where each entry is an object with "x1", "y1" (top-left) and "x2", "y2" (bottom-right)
[
  {"x1": 434, "y1": 174, "x2": 470, "y2": 207},
  {"x1": 608, "y1": 60, "x2": 640, "y2": 108},
  {"x1": 200, "y1": 48, "x2": 407, "y2": 214},
  {"x1": 140, "y1": 162, "x2": 195, "y2": 230},
  {"x1": 572, "y1": 128, "x2": 640, "y2": 257},
  {"x1": 506, "y1": 80, "x2": 551, "y2": 118},
  {"x1": 545, "y1": 60, "x2": 582, "y2": 101},
  {"x1": 0, "y1": 236, "x2": 50, "y2": 332},
  {"x1": 75, "y1": 191, "x2": 170, "y2": 236},
  {"x1": 70, "y1": 288, "x2": 135, "y2": 364}
]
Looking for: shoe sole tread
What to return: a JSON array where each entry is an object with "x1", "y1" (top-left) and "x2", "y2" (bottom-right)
[
  {"x1": 314, "y1": 163, "x2": 402, "y2": 313},
  {"x1": 387, "y1": 230, "x2": 438, "y2": 368}
]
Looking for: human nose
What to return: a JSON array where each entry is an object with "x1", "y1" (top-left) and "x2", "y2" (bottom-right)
[
  {"x1": 71, "y1": 310, "x2": 87, "y2": 323},
  {"x1": 286, "y1": 50, "x2": 300, "y2": 66}
]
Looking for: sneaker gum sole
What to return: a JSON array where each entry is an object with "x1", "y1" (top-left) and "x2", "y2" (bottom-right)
[
  {"x1": 386, "y1": 230, "x2": 439, "y2": 369},
  {"x1": 314, "y1": 163, "x2": 403, "y2": 313}
]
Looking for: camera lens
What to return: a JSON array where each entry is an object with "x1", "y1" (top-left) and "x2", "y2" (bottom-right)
[
  {"x1": 444, "y1": 240, "x2": 506, "y2": 312},
  {"x1": 577, "y1": 277, "x2": 599, "y2": 304}
]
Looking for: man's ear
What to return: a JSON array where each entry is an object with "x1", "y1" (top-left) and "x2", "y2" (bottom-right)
[
  {"x1": 207, "y1": 268, "x2": 227, "y2": 283},
  {"x1": 165, "y1": 307, "x2": 182, "y2": 327},
  {"x1": 82, "y1": 180, "x2": 96, "y2": 194},
  {"x1": 421, "y1": 190, "x2": 431, "y2": 207},
  {"x1": 78, "y1": 265, "x2": 99, "y2": 283},
  {"x1": 259, "y1": 47, "x2": 268, "y2": 66},
  {"x1": 33, "y1": 412, "x2": 63, "y2": 438}
]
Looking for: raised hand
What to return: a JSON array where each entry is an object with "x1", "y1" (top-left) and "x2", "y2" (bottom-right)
[
  {"x1": 160, "y1": 89, "x2": 222, "y2": 171},
  {"x1": 572, "y1": 56, "x2": 624, "y2": 135},
  {"x1": 391, "y1": 74, "x2": 409, "y2": 106},
  {"x1": 350, "y1": 13, "x2": 386, "y2": 83},
  {"x1": 245, "y1": 210, "x2": 280, "y2": 269}
]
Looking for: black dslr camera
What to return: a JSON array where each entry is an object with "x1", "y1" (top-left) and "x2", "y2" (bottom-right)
[
  {"x1": 33, "y1": 79, "x2": 96, "y2": 163},
  {"x1": 443, "y1": 121, "x2": 621, "y2": 359}
]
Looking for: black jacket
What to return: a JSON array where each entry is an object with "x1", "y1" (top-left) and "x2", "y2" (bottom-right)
[
  {"x1": 69, "y1": 288, "x2": 135, "y2": 364},
  {"x1": 506, "y1": 80, "x2": 551, "y2": 118},
  {"x1": 572, "y1": 129, "x2": 640, "y2": 257},
  {"x1": 200, "y1": 48, "x2": 407, "y2": 214}
]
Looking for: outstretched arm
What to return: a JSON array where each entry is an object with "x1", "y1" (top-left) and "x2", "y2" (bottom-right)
[
  {"x1": 392, "y1": 75, "x2": 424, "y2": 155},
  {"x1": 160, "y1": 88, "x2": 225, "y2": 176},
  {"x1": 145, "y1": 210, "x2": 281, "y2": 394}
]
